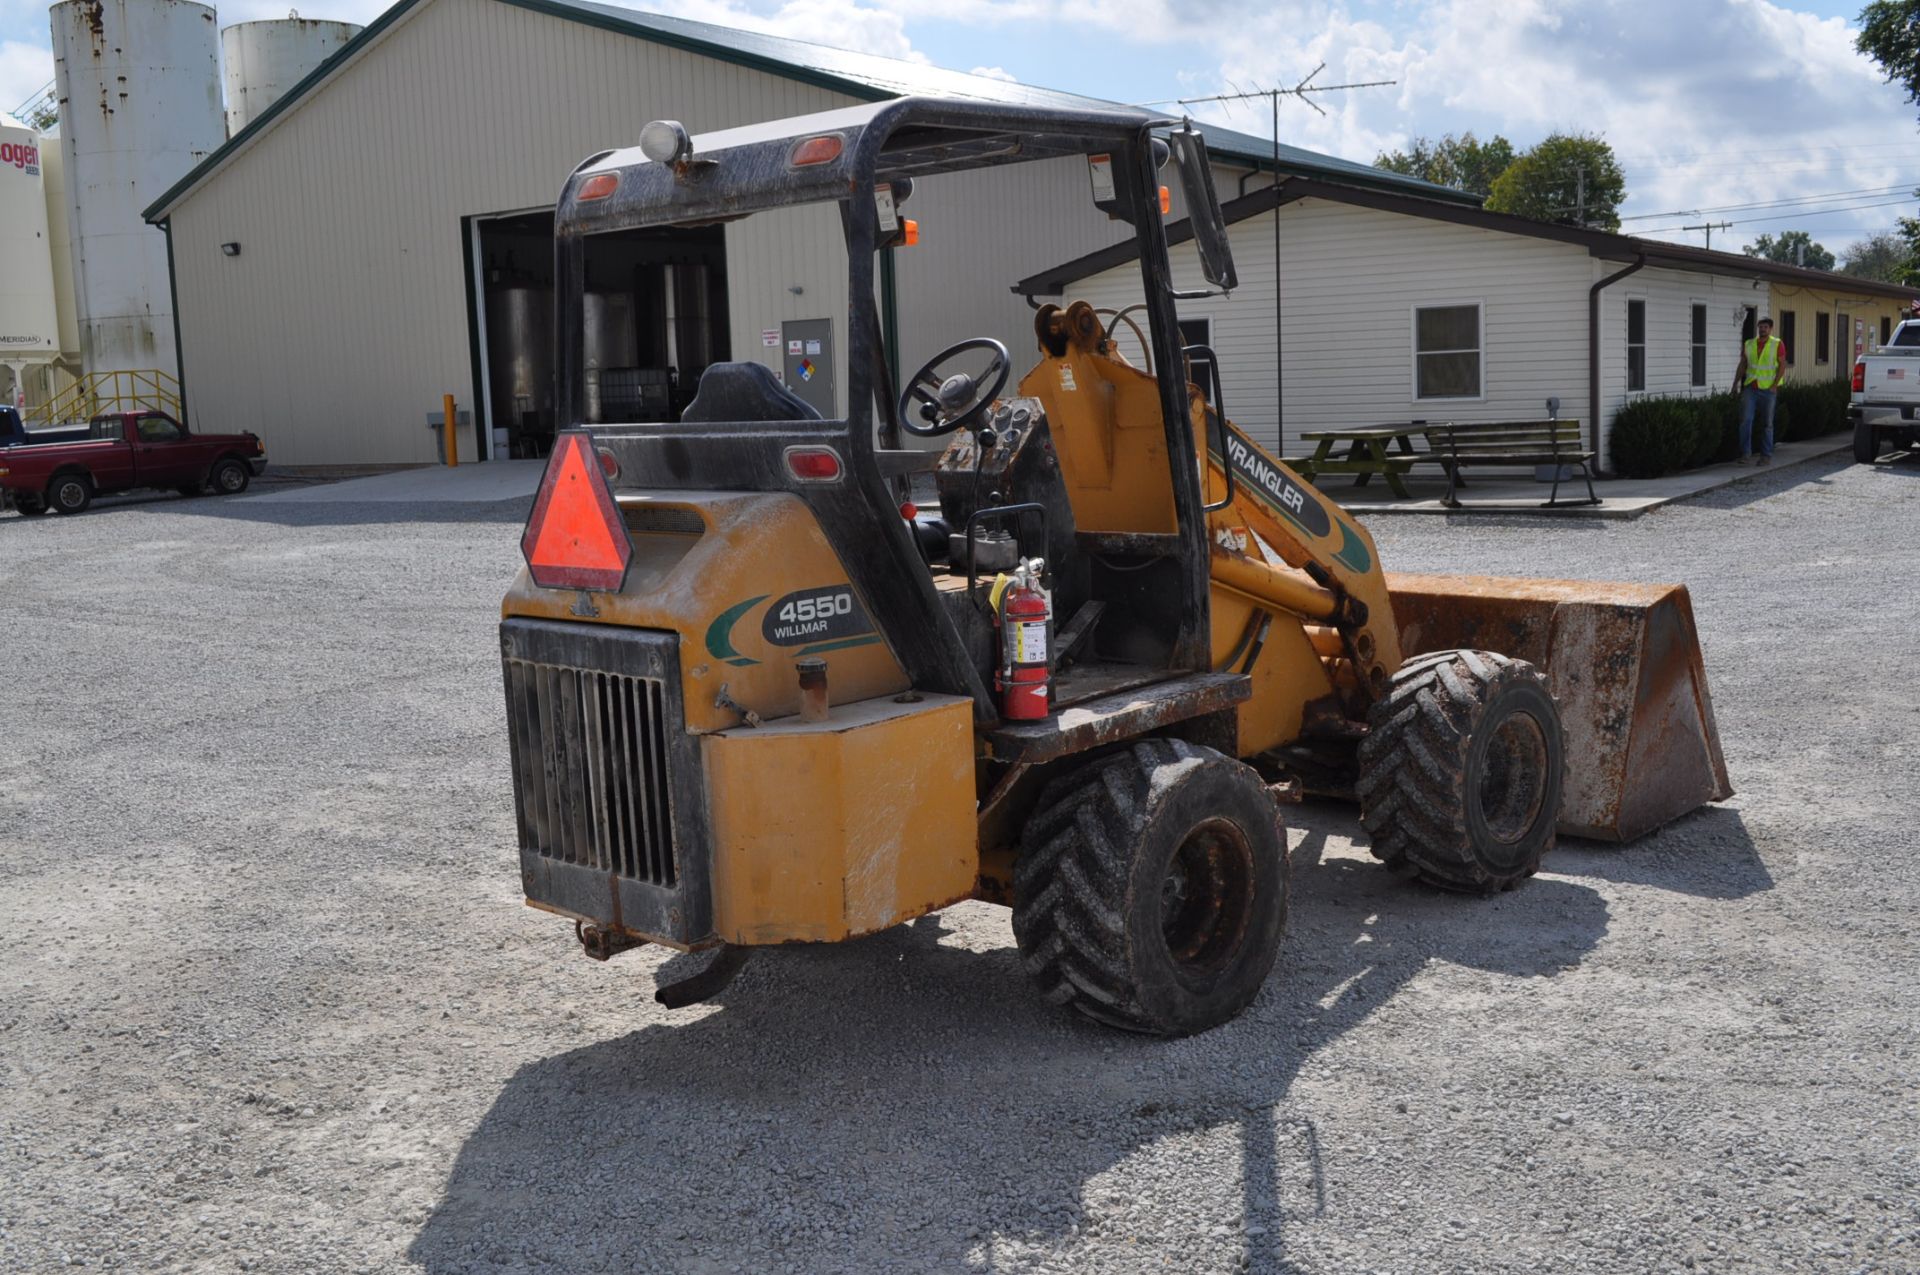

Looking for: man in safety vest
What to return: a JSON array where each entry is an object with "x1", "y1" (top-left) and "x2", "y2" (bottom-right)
[{"x1": 1732, "y1": 317, "x2": 1784, "y2": 465}]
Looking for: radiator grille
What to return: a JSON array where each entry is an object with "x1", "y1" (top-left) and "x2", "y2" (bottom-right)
[{"x1": 505, "y1": 661, "x2": 677, "y2": 884}]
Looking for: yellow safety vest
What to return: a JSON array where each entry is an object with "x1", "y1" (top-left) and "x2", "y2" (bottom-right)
[{"x1": 1744, "y1": 336, "x2": 1782, "y2": 389}]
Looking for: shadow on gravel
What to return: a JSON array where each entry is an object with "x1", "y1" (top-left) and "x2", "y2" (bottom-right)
[
  {"x1": 409, "y1": 801, "x2": 1610, "y2": 1275},
  {"x1": 123, "y1": 496, "x2": 534, "y2": 528},
  {"x1": 1548, "y1": 806, "x2": 1771, "y2": 901}
]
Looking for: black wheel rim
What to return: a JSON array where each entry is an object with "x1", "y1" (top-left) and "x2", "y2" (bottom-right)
[
  {"x1": 1478, "y1": 711, "x2": 1550, "y2": 845},
  {"x1": 1159, "y1": 818, "x2": 1256, "y2": 974}
]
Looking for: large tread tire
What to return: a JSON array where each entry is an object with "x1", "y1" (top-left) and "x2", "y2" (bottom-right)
[
  {"x1": 1854, "y1": 416, "x2": 1880, "y2": 464},
  {"x1": 1357, "y1": 649, "x2": 1564, "y2": 894},
  {"x1": 1011, "y1": 738, "x2": 1288, "y2": 1037}
]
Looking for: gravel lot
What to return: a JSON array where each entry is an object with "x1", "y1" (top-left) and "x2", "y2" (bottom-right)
[{"x1": 2, "y1": 455, "x2": 1917, "y2": 1275}]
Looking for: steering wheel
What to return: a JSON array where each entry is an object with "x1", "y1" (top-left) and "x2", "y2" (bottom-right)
[{"x1": 897, "y1": 338, "x2": 1010, "y2": 438}]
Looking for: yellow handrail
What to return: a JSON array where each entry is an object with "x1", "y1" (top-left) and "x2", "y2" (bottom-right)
[{"x1": 25, "y1": 369, "x2": 182, "y2": 429}]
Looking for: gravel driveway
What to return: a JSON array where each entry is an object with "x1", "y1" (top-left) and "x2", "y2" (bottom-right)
[{"x1": 2, "y1": 456, "x2": 1916, "y2": 1275}]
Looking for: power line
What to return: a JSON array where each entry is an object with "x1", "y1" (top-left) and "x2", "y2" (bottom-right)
[
  {"x1": 1632, "y1": 197, "x2": 1917, "y2": 236},
  {"x1": 1618, "y1": 183, "x2": 1919, "y2": 222}
]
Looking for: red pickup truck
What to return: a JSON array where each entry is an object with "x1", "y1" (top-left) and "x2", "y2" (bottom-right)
[{"x1": 1, "y1": 411, "x2": 267, "y2": 516}]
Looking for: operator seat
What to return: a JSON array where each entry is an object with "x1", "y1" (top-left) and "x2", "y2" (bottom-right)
[{"x1": 681, "y1": 362, "x2": 822, "y2": 424}]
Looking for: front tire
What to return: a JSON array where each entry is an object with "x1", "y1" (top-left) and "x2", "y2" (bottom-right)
[
  {"x1": 1012, "y1": 738, "x2": 1288, "y2": 1037},
  {"x1": 1854, "y1": 416, "x2": 1881, "y2": 464},
  {"x1": 210, "y1": 459, "x2": 250, "y2": 495},
  {"x1": 47, "y1": 474, "x2": 93, "y2": 515},
  {"x1": 1357, "y1": 649, "x2": 1564, "y2": 894}
]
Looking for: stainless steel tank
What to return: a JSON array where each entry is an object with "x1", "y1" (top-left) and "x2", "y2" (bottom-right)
[
  {"x1": 485, "y1": 284, "x2": 552, "y2": 454},
  {"x1": 581, "y1": 289, "x2": 637, "y2": 423},
  {"x1": 665, "y1": 260, "x2": 712, "y2": 373}
]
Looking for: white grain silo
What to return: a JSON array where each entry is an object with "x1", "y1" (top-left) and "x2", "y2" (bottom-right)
[
  {"x1": 51, "y1": 0, "x2": 225, "y2": 377},
  {"x1": 0, "y1": 114, "x2": 61, "y2": 408},
  {"x1": 222, "y1": 15, "x2": 362, "y2": 136}
]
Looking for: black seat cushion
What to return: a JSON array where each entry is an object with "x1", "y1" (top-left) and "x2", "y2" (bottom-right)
[{"x1": 681, "y1": 362, "x2": 822, "y2": 424}]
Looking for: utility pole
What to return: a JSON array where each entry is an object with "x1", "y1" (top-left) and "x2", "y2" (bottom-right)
[
  {"x1": 1148, "y1": 68, "x2": 1396, "y2": 452},
  {"x1": 1575, "y1": 168, "x2": 1586, "y2": 229},
  {"x1": 1682, "y1": 220, "x2": 1733, "y2": 250}
]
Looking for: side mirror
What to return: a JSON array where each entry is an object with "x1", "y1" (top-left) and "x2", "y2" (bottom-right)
[{"x1": 1167, "y1": 124, "x2": 1237, "y2": 293}]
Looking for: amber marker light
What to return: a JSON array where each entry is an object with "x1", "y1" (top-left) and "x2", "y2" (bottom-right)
[{"x1": 792, "y1": 134, "x2": 844, "y2": 166}]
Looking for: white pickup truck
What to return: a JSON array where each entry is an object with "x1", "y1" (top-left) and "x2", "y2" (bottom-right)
[{"x1": 1850, "y1": 319, "x2": 1920, "y2": 462}]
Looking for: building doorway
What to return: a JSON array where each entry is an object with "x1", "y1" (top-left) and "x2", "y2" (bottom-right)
[{"x1": 468, "y1": 210, "x2": 730, "y2": 459}]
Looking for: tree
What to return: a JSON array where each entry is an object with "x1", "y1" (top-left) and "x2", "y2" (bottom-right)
[
  {"x1": 1373, "y1": 133, "x2": 1516, "y2": 196},
  {"x1": 1858, "y1": 1, "x2": 1920, "y2": 115},
  {"x1": 1744, "y1": 231, "x2": 1836, "y2": 271},
  {"x1": 1483, "y1": 133, "x2": 1627, "y2": 231},
  {"x1": 1842, "y1": 231, "x2": 1910, "y2": 281}
]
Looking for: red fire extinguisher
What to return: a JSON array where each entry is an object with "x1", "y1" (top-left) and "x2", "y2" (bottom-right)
[{"x1": 996, "y1": 559, "x2": 1052, "y2": 720}]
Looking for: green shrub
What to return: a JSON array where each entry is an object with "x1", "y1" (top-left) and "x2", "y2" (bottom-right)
[
  {"x1": 1610, "y1": 395, "x2": 1702, "y2": 477},
  {"x1": 1776, "y1": 379, "x2": 1850, "y2": 440},
  {"x1": 1690, "y1": 392, "x2": 1742, "y2": 467}
]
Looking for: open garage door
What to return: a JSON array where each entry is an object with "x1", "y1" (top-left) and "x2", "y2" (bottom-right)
[{"x1": 470, "y1": 210, "x2": 729, "y2": 458}]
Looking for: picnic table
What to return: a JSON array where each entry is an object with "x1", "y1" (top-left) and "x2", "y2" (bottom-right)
[{"x1": 1285, "y1": 423, "x2": 1435, "y2": 500}]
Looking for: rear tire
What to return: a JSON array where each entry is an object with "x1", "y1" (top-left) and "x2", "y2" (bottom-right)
[
  {"x1": 1012, "y1": 738, "x2": 1288, "y2": 1037},
  {"x1": 1854, "y1": 416, "x2": 1881, "y2": 464},
  {"x1": 47, "y1": 474, "x2": 92, "y2": 515},
  {"x1": 1357, "y1": 649, "x2": 1564, "y2": 894},
  {"x1": 176, "y1": 482, "x2": 203, "y2": 498},
  {"x1": 15, "y1": 496, "x2": 49, "y2": 517},
  {"x1": 210, "y1": 459, "x2": 250, "y2": 495}
]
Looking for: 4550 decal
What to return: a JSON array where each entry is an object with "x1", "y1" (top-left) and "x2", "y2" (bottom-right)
[{"x1": 704, "y1": 584, "x2": 881, "y2": 667}]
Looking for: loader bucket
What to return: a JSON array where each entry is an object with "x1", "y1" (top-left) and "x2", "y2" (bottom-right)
[{"x1": 1386, "y1": 574, "x2": 1733, "y2": 842}]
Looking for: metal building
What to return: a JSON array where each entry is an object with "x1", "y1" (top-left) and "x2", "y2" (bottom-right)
[
  {"x1": 143, "y1": 0, "x2": 1458, "y2": 465},
  {"x1": 52, "y1": 0, "x2": 227, "y2": 377},
  {"x1": 221, "y1": 16, "x2": 363, "y2": 135}
]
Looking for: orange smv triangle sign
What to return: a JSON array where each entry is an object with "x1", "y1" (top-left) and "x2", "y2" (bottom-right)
[{"x1": 521, "y1": 431, "x2": 632, "y2": 592}]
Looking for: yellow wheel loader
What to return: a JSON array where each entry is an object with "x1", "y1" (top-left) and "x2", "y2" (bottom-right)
[{"x1": 500, "y1": 99, "x2": 1731, "y2": 1036}]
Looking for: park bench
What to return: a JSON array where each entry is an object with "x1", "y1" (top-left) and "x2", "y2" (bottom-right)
[{"x1": 1418, "y1": 419, "x2": 1598, "y2": 509}]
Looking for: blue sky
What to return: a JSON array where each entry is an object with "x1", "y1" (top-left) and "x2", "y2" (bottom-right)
[{"x1": 7, "y1": 0, "x2": 1916, "y2": 254}]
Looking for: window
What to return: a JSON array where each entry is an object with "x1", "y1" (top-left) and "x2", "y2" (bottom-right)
[
  {"x1": 1816, "y1": 312, "x2": 1831, "y2": 364},
  {"x1": 1178, "y1": 317, "x2": 1216, "y2": 405},
  {"x1": 1627, "y1": 299, "x2": 1646, "y2": 392},
  {"x1": 1689, "y1": 304, "x2": 1707, "y2": 387},
  {"x1": 136, "y1": 414, "x2": 183, "y2": 442},
  {"x1": 1413, "y1": 303, "x2": 1481, "y2": 399},
  {"x1": 1883, "y1": 315, "x2": 1893, "y2": 346},
  {"x1": 1781, "y1": 311, "x2": 1796, "y2": 365}
]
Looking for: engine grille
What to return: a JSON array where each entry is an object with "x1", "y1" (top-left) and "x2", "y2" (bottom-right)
[
  {"x1": 506, "y1": 662, "x2": 677, "y2": 884},
  {"x1": 499, "y1": 618, "x2": 710, "y2": 943}
]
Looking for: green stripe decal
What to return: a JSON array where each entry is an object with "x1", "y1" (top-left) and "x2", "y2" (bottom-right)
[
  {"x1": 704, "y1": 595, "x2": 767, "y2": 666},
  {"x1": 796, "y1": 634, "x2": 883, "y2": 656},
  {"x1": 1332, "y1": 522, "x2": 1372, "y2": 574}
]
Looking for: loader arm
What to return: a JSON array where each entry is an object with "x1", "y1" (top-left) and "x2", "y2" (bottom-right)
[{"x1": 1199, "y1": 414, "x2": 1403, "y2": 697}]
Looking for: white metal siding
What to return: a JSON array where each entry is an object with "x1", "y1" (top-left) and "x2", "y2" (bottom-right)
[
  {"x1": 1597, "y1": 265, "x2": 1759, "y2": 454},
  {"x1": 166, "y1": 0, "x2": 859, "y2": 464},
  {"x1": 1071, "y1": 198, "x2": 1594, "y2": 456}
]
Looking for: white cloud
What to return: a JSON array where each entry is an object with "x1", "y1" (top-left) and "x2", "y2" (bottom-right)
[
  {"x1": 971, "y1": 65, "x2": 1017, "y2": 82},
  {"x1": 1165, "y1": 0, "x2": 1920, "y2": 251},
  {"x1": 0, "y1": 39, "x2": 55, "y2": 122}
]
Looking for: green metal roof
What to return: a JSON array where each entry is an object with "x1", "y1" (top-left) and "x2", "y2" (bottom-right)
[{"x1": 145, "y1": 0, "x2": 1475, "y2": 222}]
